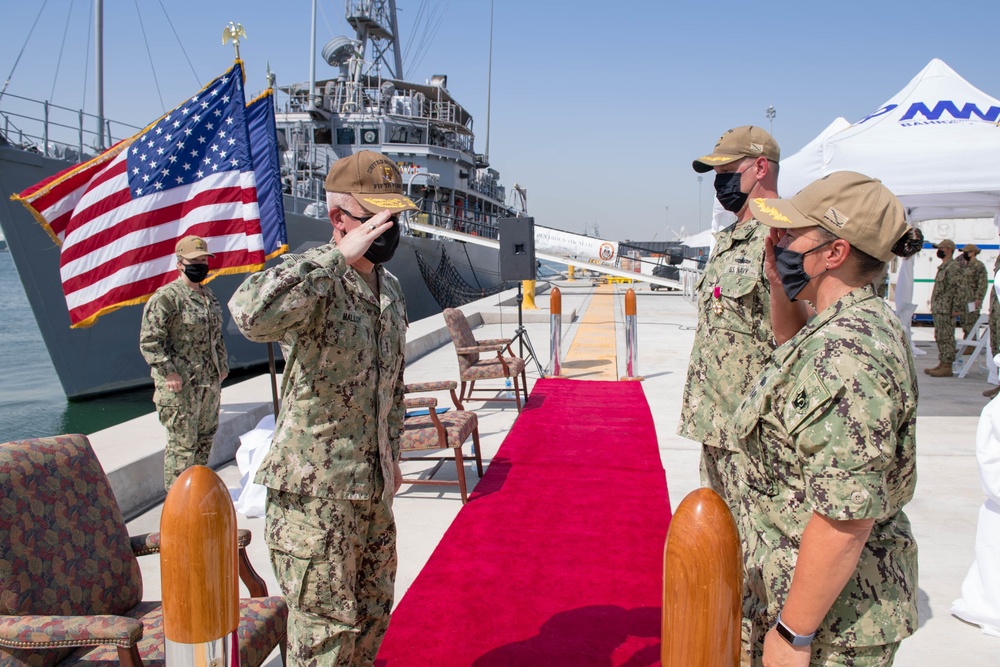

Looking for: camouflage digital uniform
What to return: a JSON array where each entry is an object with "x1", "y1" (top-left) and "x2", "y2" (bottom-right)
[
  {"x1": 677, "y1": 218, "x2": 774, "y2": 519},
  {"x1": 229, "y1": 242, "x2": 406, "y2": 667},
  {"x1": 930, "y1": 259, "x2": 964, "y2": 365},
  {"x1": 990, "y1": 255, "x2": 1000, "y2": 356},
  {"x1": 959, "y1": 256, "x2": 988, "y2": 339},
  {"x1": 139, "y1": 277, "x2": 227, "y2": 490},
  {"x1": 732, "y1": 285, "x2": 918, "y2": 666}
]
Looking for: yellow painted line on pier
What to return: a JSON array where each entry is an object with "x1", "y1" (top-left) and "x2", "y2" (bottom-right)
[{"x1": 560, "y1": 284, "x2": 619, "y2": 380}]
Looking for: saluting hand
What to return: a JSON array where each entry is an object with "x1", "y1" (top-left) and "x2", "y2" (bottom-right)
[
  {"x1": 337, "y1": 210, "x2": 396, "y2": 266},
  {"x1": 763, "y1": 228, "x2": 787, "y2": 287}
]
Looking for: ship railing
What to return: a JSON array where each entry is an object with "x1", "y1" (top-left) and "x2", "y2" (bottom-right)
[{"x1": 0, "y1": 92, "x2": 140, "y2": 161}]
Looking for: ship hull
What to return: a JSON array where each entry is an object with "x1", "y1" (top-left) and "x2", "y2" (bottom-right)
[{"x1": 0, "y1": 145, "x2": 502, "y2": 399}]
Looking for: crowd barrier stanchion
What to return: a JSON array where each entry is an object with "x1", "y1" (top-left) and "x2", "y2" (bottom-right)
[
  {"x1": 567, "y1": 264, "x2": 576, "y2": 281},
  {"x1": 161, "y1": 466, "x2": 239, "y2": 667},
  {"x1": 621, "y1": 288, "x2": 643, "y2": 381},
  {"x1": 661, "y1": 488, "x2": 742, "y2": 667},
  {"x1": 549, "y1": 286, "x2": 562, "y2": 377}
]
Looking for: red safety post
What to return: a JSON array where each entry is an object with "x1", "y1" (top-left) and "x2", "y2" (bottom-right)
[
  {"x1": 621, "y1": 288, "x2": 643, "y2": 380},
  {"x1": 549, "y1": 286, "x2": 562, "y2": 377},
  {"x1": 661, "y1": 488, "x2": 742, "y2": 667},
  {"x1": 161, "y1": 465, "x2": 239, "y2": 667}
]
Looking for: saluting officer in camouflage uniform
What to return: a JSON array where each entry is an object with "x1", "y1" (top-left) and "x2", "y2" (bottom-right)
[
  {"x1": 986, "y1": 251, "x2": 1000, "y2": 398},
  {"x1": 737, "y1": 172, "x2": 922, "y2": 666},
  {"x1": 958, "y1": 243, "x2": 988, "y2": 341},
  {"x1": 926, "y1": 239, "x2": 963, "y2": 377},
  {"x1": 678, "y1": 126, "x2": 779, "y2": 518},
  {"x1": 140, "y1": 235, "x2": 228, "y2": 491},
  {"x1": 229, "y1": 150, "x2": 416, "y2": 667}
]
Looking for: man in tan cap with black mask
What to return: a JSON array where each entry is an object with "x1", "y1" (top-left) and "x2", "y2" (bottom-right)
[
  {"x1": 229, "y1": 150, "x2": 417, "y2": 666},
  {"x1": 678, "y1": 126, "x2": 780, "y2": 517}
]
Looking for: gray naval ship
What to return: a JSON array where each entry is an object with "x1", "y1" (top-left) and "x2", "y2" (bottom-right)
[{"x1": 0, "y1": 0, "x2": 518, "y2": 399}]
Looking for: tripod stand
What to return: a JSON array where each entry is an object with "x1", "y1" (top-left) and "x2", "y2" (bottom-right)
[{"x1": 511, "y1": 281, "x2": 545, "y2": 377}]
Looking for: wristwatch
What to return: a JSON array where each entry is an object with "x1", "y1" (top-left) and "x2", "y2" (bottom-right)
[{"x1": 775, "y1": 612, "x2": 816, "y2": 647}]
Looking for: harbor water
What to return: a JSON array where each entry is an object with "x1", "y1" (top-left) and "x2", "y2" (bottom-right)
[{"x1": 0, "y1": 251, "x2": 155, "y2": 442}]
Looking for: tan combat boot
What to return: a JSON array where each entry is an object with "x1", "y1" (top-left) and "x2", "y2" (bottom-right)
[
  {"x1": 927, "y1": 363, "x2": 954, "y2": 378},
  {"x1": 924, "y1": 362, "x2": 945, "y2": 375}
]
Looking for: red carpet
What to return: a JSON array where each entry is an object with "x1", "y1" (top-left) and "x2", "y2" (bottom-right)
[{"x1": 376, "y1": 378, "x2": 672, "y2": 666}]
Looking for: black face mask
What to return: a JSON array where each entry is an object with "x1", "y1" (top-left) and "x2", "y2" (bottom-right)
[
  {"x1": 363, "y1": 218, "x2": 400, "y2": 265},
  {"x1": 936, "y1": 249, "x2": 947, "y2": 259},
  {"x1": 773, "y1": 240, "x2": 834, "y2": 302},
  {"x1": 182, "y1": 262, "x2": 210, "y2": 283},
  {"x1": 714, "y1": 170, "x2": 749, "y2": 213}
]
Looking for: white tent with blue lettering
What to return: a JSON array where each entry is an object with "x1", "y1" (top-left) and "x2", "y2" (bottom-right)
[
  {"x1": 779, "y1": 58, "x2": 1000, "y2": 222},
  {"x1": 779, "y1": 58, "x2": 1000, "y2": 354}
]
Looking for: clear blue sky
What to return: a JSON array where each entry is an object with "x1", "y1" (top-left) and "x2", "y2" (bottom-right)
[{"x1": 3, "y1": 1, "x2": 999, "y2": 242}]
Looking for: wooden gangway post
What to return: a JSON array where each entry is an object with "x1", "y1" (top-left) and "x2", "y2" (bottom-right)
[
  {"x1": 161, "y1": 465, "x2": 239, "y2": 667},
  {"x1": 661, "y1": 487, "x2": 742, "y2": 666}
]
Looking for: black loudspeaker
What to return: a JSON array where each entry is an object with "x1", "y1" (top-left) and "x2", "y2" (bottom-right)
[{"x1": 499, "y1": 217, "x2": 536, "y2": 281}]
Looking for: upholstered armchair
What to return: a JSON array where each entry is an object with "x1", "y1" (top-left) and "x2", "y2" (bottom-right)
[
  {"x1": 442, "y1": 308, "x2": 528, "y2": 412},
  {"x1": 0, "y1": 434, "x2": 287, "y2": 667},
  {"x1": 399, "y1": 381, "x2": 484, "y2": 503}
]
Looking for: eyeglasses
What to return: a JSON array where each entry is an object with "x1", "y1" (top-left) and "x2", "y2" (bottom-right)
[{"x1": 337, "y1": 207, "x2": 398, "y2": 226}]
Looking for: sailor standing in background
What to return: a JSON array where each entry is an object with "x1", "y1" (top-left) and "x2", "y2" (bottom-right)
[
  {"x1": 139, "y1": 235, "x2": 228, "y2": 491},
  {"x1": 958, "y1": 243, "x2": 988, "y2": 344},
  {"x1": 925, "y1": 239, "x2": 963, "y2": 378}
]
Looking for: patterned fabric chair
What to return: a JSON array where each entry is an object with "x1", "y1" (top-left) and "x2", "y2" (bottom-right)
[
  {"x1": 399, "y1": 381, "x2": 484, "y2": 503},
  {"x1": 442, "y1": 308, "x2": 528, "y2": 412},
  {"x1": 0, "y1": 434, "x2": 287, "y2": 667}
]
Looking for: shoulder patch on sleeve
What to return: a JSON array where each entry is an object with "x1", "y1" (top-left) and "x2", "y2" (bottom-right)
[{"x1": 783, "y1": 369, "x2": 838, "y2": 435}]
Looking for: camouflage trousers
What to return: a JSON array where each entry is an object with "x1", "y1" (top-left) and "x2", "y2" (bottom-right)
[
  {"x1": 700, "y1": 444, "x2": 752, "y2": 663},
  {"x1": 699, "y1": 444, "x2": 743, "y2": 520},
  {"x1": 931, "y1": 313, "x2": 957, "y2": 364},
  {"x1": 960, "y1": 311, "x2": 980, "y2": 341},
  {"x1": 266, "y1": 488, "x2": 397, "y2": 667},
  {"x1": 990, "y1": 292, "x2": 999, "y2": 357},
  {"x1": 156, "y1": 382, "x2": 220, "y2": 491},
  {"x1": 748, "y1": 622, "x2": 900, "y2": 666}
]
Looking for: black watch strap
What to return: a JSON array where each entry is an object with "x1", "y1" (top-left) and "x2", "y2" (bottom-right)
[{"x1": 775, "y1": 613, "x2": 816, "y2": 647}]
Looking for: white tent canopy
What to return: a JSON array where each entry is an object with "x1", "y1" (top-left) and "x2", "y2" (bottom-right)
[{"x1": 779, "y1": 58, "x2": 1000, "y2": 222}]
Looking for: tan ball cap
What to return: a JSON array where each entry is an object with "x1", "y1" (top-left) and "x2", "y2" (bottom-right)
[
  {"x1": 935, "y1": 239, "x2": 956, "y2": 251},
  {"x1": 325, "y1": 150, "x2": 418, "y2": 214},
  {"x1": 962, "y1": 243, "x2": 980, "y2": 254},
  {"x1": 749, "y1": 171, "x2": 906, "y2": 262},
  {"x1": 693, "y1": 125, "x2": 780, "y2": 173},
  {"x1": 175, "y1": 235, "x2": 214, "y2": 259}
]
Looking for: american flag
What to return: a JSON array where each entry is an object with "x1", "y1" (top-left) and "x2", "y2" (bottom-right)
[{"x1": 13, "y1": 61, "x2": 272, "y2": 328}]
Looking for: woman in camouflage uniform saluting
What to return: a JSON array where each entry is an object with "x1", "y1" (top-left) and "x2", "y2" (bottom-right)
[{"x1": 734, "y1": 172, "x2": 923, "y2": 666}]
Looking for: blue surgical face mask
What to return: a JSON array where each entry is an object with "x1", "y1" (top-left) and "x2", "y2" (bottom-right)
[{"x1": 773, "y1": 239, "x2": 834, "y2": 301}]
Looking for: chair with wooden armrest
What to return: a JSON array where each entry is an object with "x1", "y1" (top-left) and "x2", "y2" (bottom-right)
[
  {"x1": 0, "y1": 434, "x2": 287, "y2": 667},
  {"x1": 442, "y1": 308, "x2": 528, "y2": 412},
  {"x1": 399, "y1": 381, "x2": 484, "y2": 503}
]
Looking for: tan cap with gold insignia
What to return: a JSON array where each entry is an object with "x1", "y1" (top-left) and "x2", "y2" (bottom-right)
[
  {"x1": 693, "y1": 126, "x2": 780, "y2": 173},
  {"x1": 324, "y1": 150, "x2": 418, "y2": 214},
  {"x1": 749, "y1": 171, "x2": 907, "y2": 262}
]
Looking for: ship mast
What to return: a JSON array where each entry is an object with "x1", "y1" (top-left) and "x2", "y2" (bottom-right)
[
  {"x1": 345, "y1": 0, "x2": 404, "y2": 81},
  {"x1": 95, "y1": 0, "x2": 104, "y2": 149}
]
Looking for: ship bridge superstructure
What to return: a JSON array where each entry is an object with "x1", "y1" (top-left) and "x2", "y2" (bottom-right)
[{"x1": 273, "y1": 0, "x2": 509, "y2": 241}]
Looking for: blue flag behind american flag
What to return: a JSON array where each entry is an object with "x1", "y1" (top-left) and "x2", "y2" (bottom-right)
[
  {"x1": 246, "y1": 88, "x2": 287, "y2": 259},
  {"x1": 12, "y1": 61, "x2": 280, "y2": 328}
]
